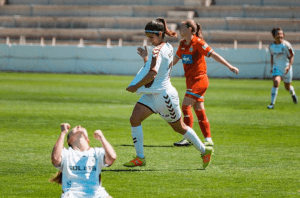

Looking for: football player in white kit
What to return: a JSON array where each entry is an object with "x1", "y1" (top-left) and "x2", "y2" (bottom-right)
[
  {"x1": 123, "y1": 18, "x2": 213, "y2": 169},
  {"x1": 268, "y1": 27, "x2": 298, "y2": 109},
  {"x1": 50, "y1": 123, "x2": 117, "y2": 198}
]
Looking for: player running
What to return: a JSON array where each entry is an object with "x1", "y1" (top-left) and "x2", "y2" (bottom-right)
[
  {"x1": 173, "y1": 20, "x2": 239, "y2": 147},
  {"x1": 123, "y1": 17, "x2": 213, "y2": 169},
  {"x1": 267, "y1": 27, "x2": 297, "y2": 109},
  {"x1": 50, "y1": 123, "x2": 116, "y2": 198}
]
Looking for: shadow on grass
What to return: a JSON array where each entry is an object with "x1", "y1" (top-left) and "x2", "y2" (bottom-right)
[
  {"x1": 103, "y1": 168, "x2": 205, "y2": 172},
  {"x1": 120, "y1": 144, "x2": 175, "y2": 148}
]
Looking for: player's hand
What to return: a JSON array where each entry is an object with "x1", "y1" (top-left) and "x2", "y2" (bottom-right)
[
  {"x1": 61, "y1": 123, "x2": 70, "y2": 133},
  {"x1": 270, "y1": 69, "x2": 273, "y2": 73},
  {"x1": 285, "y1": 67, "x2": 290, "y2": 74},
  {"x1": 230, "y1": 66, "x2": 239, "y2": 75},
  {"x1": 137, "y1": 46, "x2": 148, "y2": 62},
  {"x1": 126, "y1": 85, "x2": 138, "y2": 93},
  {"x1": 94, "y1": 130, "x2": 103, "y2": 140}
]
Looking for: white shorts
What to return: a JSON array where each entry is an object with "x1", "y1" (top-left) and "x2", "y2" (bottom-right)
[
  {"x1": 137, "y1": 87, "x2": 182, "y2": 123},
  {"x1": 272, "y1": 66, "x2": 293, "y2": 83}
]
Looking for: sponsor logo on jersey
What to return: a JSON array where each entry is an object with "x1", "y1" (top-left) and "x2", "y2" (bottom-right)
[
  {"x1": 69, "y1": 165, "x2": 96, "y2": 171},
  {"x1": 182, "y1": 54, "x2": 193, "y2": 64}
]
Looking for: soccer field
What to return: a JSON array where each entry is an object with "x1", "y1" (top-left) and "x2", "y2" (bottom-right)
[{"x1": 0, "y1": 72, "x2": 299, "y2": 198}]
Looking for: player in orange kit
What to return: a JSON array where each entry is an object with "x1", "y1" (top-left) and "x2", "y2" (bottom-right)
[{"x1": 173, "y1": 20, "x2": 239, "y2": 146}]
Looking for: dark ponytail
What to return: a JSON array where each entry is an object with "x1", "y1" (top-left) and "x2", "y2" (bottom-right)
[
  {"x1": 145, "y1": 17, "x2": 177, "y2": 38},
  {"x1": 195, "y1": 23, "x2": 203, "y2": 39}
]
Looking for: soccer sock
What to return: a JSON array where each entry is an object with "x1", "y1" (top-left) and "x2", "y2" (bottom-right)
[
  {"x1": 271, "y1": 87, "x2": 278, "y2": 104},
  {"x1": 182, "y1": 105, "x2": 193, "y2": 128},
  {"x1": 289, "y1": 85, "x2": 296, "y2": 95},
  {"x1": 184, "y1": 126, "x2": 206, "y2": 154},
  {"x1": 195, "y1": 109, "x2": 211, "y2": 139},
  {"x1": 131, "y1": 125, "x2": 144, "y2": 159}
]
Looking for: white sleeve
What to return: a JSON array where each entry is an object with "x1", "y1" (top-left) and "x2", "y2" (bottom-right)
[
  {"x1": 269, "y1": 44, "x2": 273, "y2": 56},
  {"x1": 95, "y1": 147, "x2": 107, "y2": 168},
  {"x1": 285, "y1": 42, "x2": 294, "y2": 57},
  {"x1": 151, "y1": 50, "x2": 163, "y2": 73},
  {"x1": 55, "y1": 148, "x2": 68, "y2": 170}
]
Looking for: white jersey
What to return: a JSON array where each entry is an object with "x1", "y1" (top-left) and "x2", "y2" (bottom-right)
[
  {"x1": 56, "y1": 147, "x2": 109, "y2": 198},
  {"x1": 269, "y1": 40, "x2": 294, "y2": 72},
  {"x1": 129, "y1": 42, "x2": 174, "y2": 94}
]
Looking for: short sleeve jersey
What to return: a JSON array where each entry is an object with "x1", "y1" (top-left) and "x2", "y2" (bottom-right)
[
  {"x1": 129, "y1": 42, "x2": 174, "y2": 94},
  {"x1": 176, "y1": 35, "x2": 213, "y2": 82},
  {"x1": 269, "y1": 40, "x2": 294, "y2": 70},
  {"x1": 57, "y1": 147, "x2": 107, "y2": 197}
]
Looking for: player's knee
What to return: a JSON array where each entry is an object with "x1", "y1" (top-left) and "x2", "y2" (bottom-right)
[
  {"x1": 130, "y1": 115, "x2": 143, "y2": 127},
  {"x1": 182, "y1": 105, "x2": 191, "y2": 113},
  {"x1": 284, "y1": 84, "x2": 290, "y2": 91}
]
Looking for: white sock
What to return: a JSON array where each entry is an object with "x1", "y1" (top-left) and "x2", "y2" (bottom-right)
[
  {"x1": 205, "y1": 137, "x2": 213, "y2": 142},
  {"x1": 271, "y1": 87, "x2": 278, "y2": 104},
  {"x1": 184, "y1": 127, "x2": 206, "y2": 154},
  {"x1": 131, "y1": 125, "x2": 144, "y2": 159},
  {"x1": 289, "y1": 85, "x2": 296, "y2": 95}
]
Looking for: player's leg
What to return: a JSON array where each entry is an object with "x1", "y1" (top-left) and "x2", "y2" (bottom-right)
[
  {"x1": 268, "y1": 75, "x2": 281, "y2": 109},
  {"x1": 168, "y1": 119, "x2": 213, "y2": 169},
  {"x1": 285, "y1": 83, "x2": 298, "y2": 104},
  {"x1": 124, "y1": 98, "x2": 154, "y2": 167},
  {"x1": 283, "y1": 68, "x2": 297, "y2": 104},
  {"x1": 193, "y1": 101, "x2": 213, "y2": 146},
  {"x1": 174, "y1": 96, "x2": 196, "y2": 146}
]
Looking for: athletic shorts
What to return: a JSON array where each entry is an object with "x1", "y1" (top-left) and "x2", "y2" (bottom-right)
[
  {"x1": 185, "y1": 74, "x2": 209, "y2": 102},
  {"x1": 272, "y1": 66, "x2": 293, "y2": 83},
  {"x1": 137, "y1": 87, "x2": 182, "y2": 123},
  {"x1": 61, "y1": 190, "x2": 110, "y2": 198}
]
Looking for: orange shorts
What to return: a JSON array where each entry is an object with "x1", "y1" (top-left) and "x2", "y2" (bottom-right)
[{"x1": 185, "y1": 74, "x2": 209, "y2": 102}]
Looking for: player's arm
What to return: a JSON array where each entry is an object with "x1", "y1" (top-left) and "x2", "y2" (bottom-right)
[
  {"x1": 137, "y1": 46, "x2": 149, "y2": 63},
  {"x1": 94, "y1": 130, "x2": 117, "y2": 167},
  {"x1": 173, "y1": 56, "x2": 180, "y2": 66},
  {"x1": 51, "y1": 123, "x2": 70, "y2": 166},
  {"x1": 126, "y1": 70, "x2": 156, "y2": 93},
  {"x1": 210, "y1": 51, "x2": 239, "y2": 74},
  {"x1": 285, "y1": 50, "x2": 294, "y2": 74},
  {"x1": 270, "y1": 55, "x2": 273, "y2": 73}
]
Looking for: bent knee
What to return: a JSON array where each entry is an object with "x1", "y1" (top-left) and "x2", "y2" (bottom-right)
[{"x1": 130, "y1": 115, "x2": 141, "y2": 127}]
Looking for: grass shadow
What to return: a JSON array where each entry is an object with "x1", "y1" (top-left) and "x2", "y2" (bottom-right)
[{"x1": 120, "y1": 144, "x2": 174, "y2": 148}]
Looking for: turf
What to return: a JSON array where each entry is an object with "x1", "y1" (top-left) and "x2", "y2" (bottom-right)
[{"x1": 0, "y1": 72, "x2": 299, "y2": 198}]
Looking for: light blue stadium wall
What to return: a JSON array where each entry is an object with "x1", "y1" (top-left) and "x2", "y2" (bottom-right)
[{"x1": 0, "y1": 44, "x2": 299, "y2": 79}]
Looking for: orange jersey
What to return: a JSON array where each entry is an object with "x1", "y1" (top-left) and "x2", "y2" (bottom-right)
[{"x1": 176, "y1": 35, "x2": 213, "y2": 89}]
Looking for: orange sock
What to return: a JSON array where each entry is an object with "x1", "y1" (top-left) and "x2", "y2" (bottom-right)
[
  {"x1": 182, "y1": 105, "x2": 193, "y2": 128},
  {"x1": 195, "y1": 109, "x2": 211, "y2": 138}
]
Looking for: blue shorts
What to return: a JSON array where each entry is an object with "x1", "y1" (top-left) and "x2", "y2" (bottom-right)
[{"x1": 272, "y1": 66, "x2": 293, "y2": 83}]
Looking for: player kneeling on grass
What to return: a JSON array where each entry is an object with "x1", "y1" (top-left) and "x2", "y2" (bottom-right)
[
  {"x1": 123, "y1": 17, "x2": 213, "y2": 169},
  {"x1": 50, "y1": 123, "x2": 117, "y2": 198}
]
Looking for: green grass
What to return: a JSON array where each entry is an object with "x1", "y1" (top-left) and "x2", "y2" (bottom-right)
[{"x1": 0, "y1": 72, "x2": 299, "y2": 198}]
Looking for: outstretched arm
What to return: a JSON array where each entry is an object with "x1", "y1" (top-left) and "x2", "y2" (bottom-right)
[
  {"x1": 51, "y1": 123, "x2": 70, "y2": 166},
  {"x1": 210, "y1": 51, "x2": 239, "y2": 74},
  {"x1": 94, "y1": 130, "x2": 117, "y2": 167}
]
